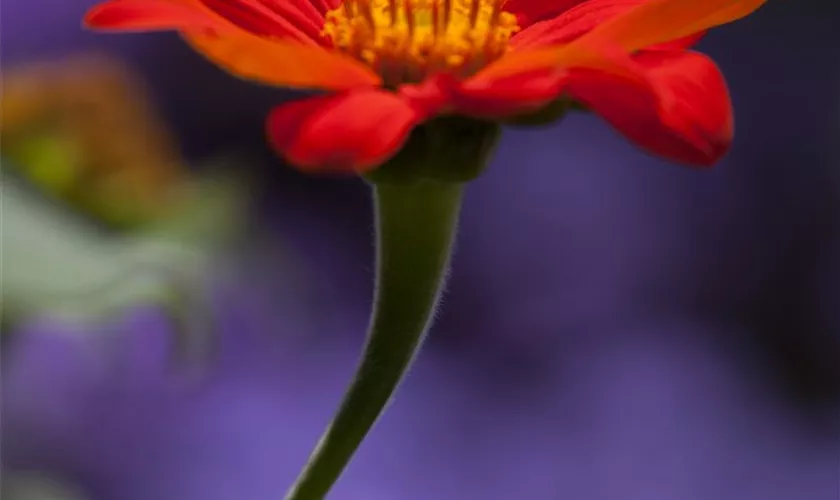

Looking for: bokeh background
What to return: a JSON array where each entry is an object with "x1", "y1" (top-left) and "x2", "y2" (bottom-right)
[{"x1": 2, "y1": 1, "x2": 839, "y2": 499}]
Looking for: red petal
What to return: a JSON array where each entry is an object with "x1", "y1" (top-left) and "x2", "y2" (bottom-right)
[
  {"x1": 86, "y1": 0, "x2": 323, "y2": 43},
  {"x1": 85, "y1": 0, "x2": 227, "y2": 31},
  {"x1": 308, "y1": 0, "x2": 342, "y2": 16},
  {"x1": 197, "y1": 0, "x2": 323, "y2": 43},
  {"x1": 448, "y1": 68, "x2": 569, "y2": 119},
  {"x1": 271, "y1": 0, "x2": 332, "y2": 27},
  {"x1": 501, "y1": 0, "x2": 587, "y2": 29},
  {"x1": 267, "y1": 91, "x2": 424, "y2": 173},
  {"x1": 512, "y1": 0, "x2": 704, "y2": 51},
  {"x1": 567, "y1": 50, "x2": 733, "y2": 166},
  {"x1": 397, "y1": 74, "x2": 457, "y2": 116},
  {"x1": 465, "y1": 42, "x2": 647, "y2": 119}
]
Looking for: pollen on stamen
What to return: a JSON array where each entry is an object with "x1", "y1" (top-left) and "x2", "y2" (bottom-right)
[{"x1": 322, "y1": 0, "x2": 519, "y2": 85}]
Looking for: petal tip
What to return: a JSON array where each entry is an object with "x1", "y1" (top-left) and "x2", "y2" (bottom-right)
[{"x1": 82, "y1": 5, "x2": 109, "y2": 29}]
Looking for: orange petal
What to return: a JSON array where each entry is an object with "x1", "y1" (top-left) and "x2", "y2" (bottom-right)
[
  {"x1": 267, "y1": 90, "x2": 423, "y2": 173},
  {"x1": 472, "y1": 40, "x2": 646, "y2": 92},
  {"x1": 85, "y1": 0, "x2": 381, "y2": 90},
  {"x1": 578, "y1": 0, "x2": 768, "y2": 52},
  {"x1": 184, "y1": 30, "x2": 381, "y2": 90},
  {"x1": 474, "y1": 0, "x2": 763, "y2": 93},
  {"x1": 511, "y1": 0, "x2": 704, "y2": 51}
]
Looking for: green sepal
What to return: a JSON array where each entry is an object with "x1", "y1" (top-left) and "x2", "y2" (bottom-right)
[{"x1": 365, "y1": 115, "x2": 500, "y2": 185}]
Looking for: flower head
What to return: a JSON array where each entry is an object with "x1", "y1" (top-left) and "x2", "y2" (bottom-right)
[{"x1": 85, "y1": 0, "x2": 767, "y2": 173}]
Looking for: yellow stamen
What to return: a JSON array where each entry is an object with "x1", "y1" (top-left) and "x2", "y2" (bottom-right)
[
  {"x1": 343, "y1": 0, "x2": 355, "y2": 18},
  {"x1": 323, "y1": 0, "x2": 520, "y2": 85},
  {"x1": 468, "y1": 0, "x2": 479, "y2": 28},
  {"x1": 405, "y1": 0, "x2": 415, "y2": 37},
  {"x1": 442, "y1": 0, "x2": 451, "y2": 33},
  {"x1": 358, "y1": 0, "x2": 377, "y2": 34},
  {"x1": 432, "y1": 2, "x2": 440, "y2": 36},
  {"x1": 488, "y1": 0, "x2": 502, "y2": 27},
  {"x1": 389, "y1": 0, "x2": 397, "y2": 25}
]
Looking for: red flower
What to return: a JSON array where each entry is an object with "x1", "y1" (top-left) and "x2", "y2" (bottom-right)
[{"x1": 85, "y1": 0, "x2": 766, "y2": 173}]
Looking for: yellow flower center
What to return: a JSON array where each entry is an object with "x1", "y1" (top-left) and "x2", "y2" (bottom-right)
[{"x1": 323, "y1": 0, "x2": 519, "y2": 85}]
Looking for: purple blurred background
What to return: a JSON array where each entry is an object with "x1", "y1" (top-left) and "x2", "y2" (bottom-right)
[{"x1": 2, "y1": 1, "x2": 839, "y2": 500}]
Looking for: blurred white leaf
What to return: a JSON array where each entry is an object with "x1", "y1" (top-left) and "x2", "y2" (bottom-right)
[
  {"x1": 1, "y1": 164, "x2": 245, "y2": 322},
  {"x1": 1, "y1": 473, "x2": 87, "y2": 500}
]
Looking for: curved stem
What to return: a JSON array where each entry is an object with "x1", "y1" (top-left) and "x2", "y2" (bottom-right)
[{"x1": 283, "y1": 181, "x2": 464, "y2": 500}]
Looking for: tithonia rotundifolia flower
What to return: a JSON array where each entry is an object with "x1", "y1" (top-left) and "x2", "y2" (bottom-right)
[{"x1": 85, "y1": 0, "x2": 767, "y2": 173}]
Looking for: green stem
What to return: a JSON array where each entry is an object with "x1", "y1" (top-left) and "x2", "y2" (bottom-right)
[{"x1": 283, "y1": 180, "x2": 464, "y2": 500}]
